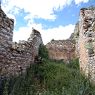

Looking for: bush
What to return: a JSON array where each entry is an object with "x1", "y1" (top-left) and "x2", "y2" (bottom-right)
[
  {"x1": 38, "y1": 44, "x2": 49, "y2": 59},
  {"x1": 66, "y1": 58, "x2": 79, "y2": 70}
]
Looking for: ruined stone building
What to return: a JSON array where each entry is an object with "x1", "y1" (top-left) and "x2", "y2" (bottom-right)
[
  {"x1": 0, "y1": 7, "x2": 43, "y2": 76},
  {"x1": 46, "y1": 7, "x2": 95, "y2": 82},
  {"x1": 78, "y1": 7, "x2": 95, "y2": 82},
  {"x1": 0, "y1": 4, "x2": 95, "y2": 83},
  {"x1": 46, "y1": 39, "x2": 76, "y2": 63}
]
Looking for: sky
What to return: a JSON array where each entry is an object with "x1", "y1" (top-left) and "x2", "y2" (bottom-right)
[{"x1": 1, "y1": 0, "x2": 95, "y2": 44}]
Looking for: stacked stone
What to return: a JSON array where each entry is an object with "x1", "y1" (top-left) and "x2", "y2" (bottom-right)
[
  {"x1": 0, "y1": 7, "x2": 14, "y2": 72},
  {"x1": 0, "y1": 9, "x2": 14, "y2": 52},
  {"x1": 28, "y1": 29, "x2": 43, "y2": 56},
  {"x1": 5, "y1": 41, "x2": 34, "y2": 76},
  {"x1": 73, "y1": 22, "x2": 80, "y2": 57},
  {"x1": 46, "y1": 39, "x2": 75, "y2": 62},
  {"x1": 0, "y1": 8, "x2": 14, "y2": 41},
  {"x1": 79, "y1": 8, "x2": 95, "y2": 82},
  {"x1": 1, "y1": 29, "x2": 43, "y2": 76},
  {"x1": 0, "y1": 7, "x2": 43, "y2": 76},
  {"x1": 10, "y1": 29, "x2": 43, "y2": 76}
]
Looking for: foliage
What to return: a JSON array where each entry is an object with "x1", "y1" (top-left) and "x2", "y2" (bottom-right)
[
  {"x1": 66, "y1": 58, "x2": 79, "y2": 70},
  {"x1": 84, "y1": 43, "x2": 93, "y2": 49},
  {"x1": 1, "y1": 58, "x2": 95, "y2": 95},
  {"x1": 38, "y1": 44, "x2": 49, "y2": 59}
]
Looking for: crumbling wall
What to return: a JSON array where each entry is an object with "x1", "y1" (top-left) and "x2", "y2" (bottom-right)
[
  {"x1": 0, "y1": 7, "x2": 14, "y2": 75},
  {"x1": 0, "y1": 8, "x2": 43, "y2": 76},
  {"x1": 46, "y1": 39, "x2": 75, "y2": 63},
  {"x1": 78, "y1": 7, "x2": 95, "y2": 82}
]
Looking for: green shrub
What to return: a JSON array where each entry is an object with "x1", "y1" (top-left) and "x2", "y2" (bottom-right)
[
  {"x1": 38, "y1": 44, "x2": 49, "y2": 59},
  {"x1": 66, "y1": 58, "x2": 79, "y2": 70}
]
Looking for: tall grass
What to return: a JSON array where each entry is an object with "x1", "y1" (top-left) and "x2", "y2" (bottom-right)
[{"x1": 1, "y1": 58, "x2": 95, "y2": 95}]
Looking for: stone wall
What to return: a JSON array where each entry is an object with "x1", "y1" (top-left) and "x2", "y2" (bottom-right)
[
  {"x1": 46, "y1": 39, "x2": 76, "y2": 63},
  {"x1": 72, "y1": 22, "x2": 80, "y2": 57},
  {"x1": 78, "y1": 7, "x2": 95, "y2": 82},
  {"x1": 0, "y1": 8, "x2": 43, "y2": 76}
]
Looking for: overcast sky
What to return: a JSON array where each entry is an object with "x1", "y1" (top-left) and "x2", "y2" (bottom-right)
[{"x1": 1, "y1": 0, "x2": 95, "y2": 44}]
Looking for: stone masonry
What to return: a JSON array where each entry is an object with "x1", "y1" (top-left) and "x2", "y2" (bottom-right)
[
  {"x1": 46, "y1": 39, "x2": 75, "y2": 63},
  {"x1": 78, "y1": 7, "x2": 95, "y2": 82},
  {"x1": 0, "y1": 7, "x2": 43, "y2": 76}
]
